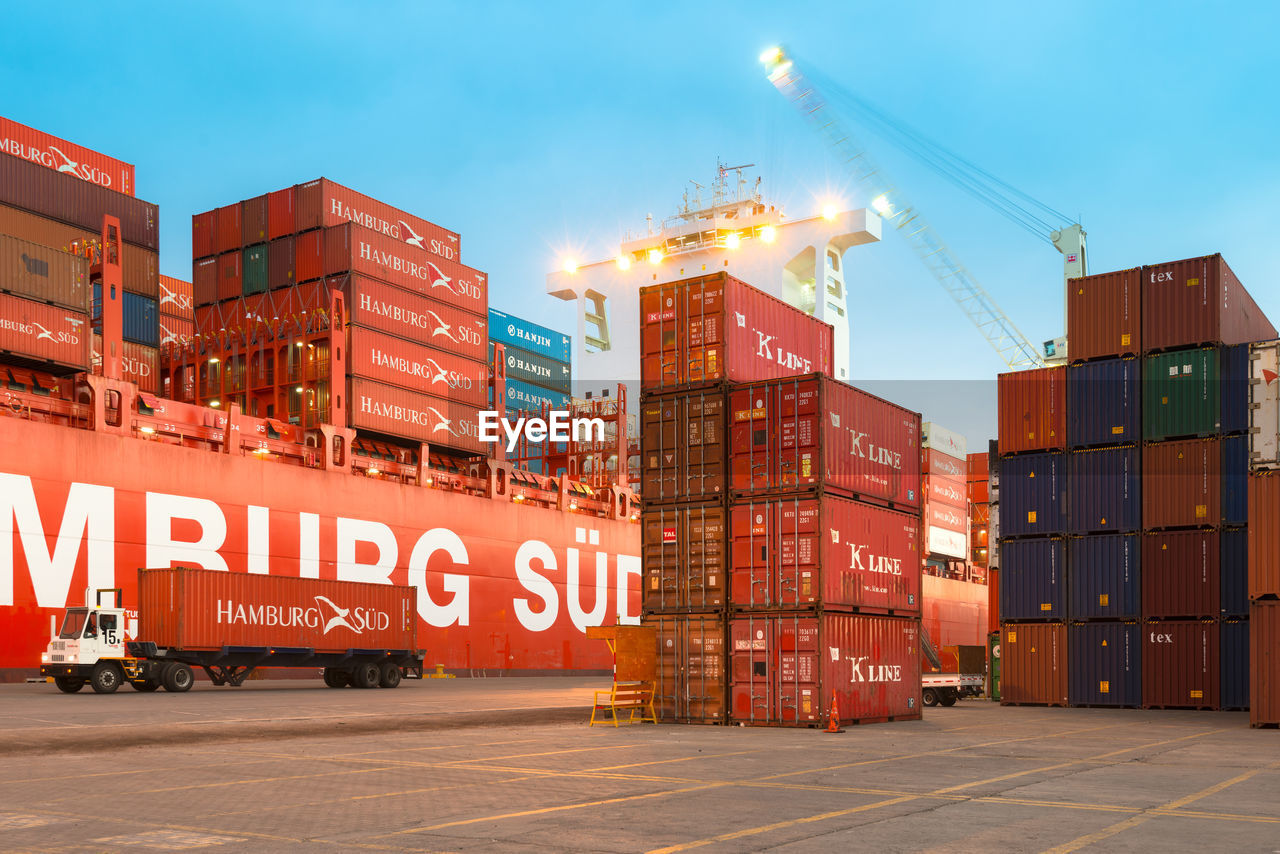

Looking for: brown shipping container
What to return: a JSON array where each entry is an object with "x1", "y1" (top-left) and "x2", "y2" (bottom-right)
[
  {"x1": 1142, "y1": 621, "x2": 1219, "y2": 709},
  {"x1": 729, "y1": 495, "x2": 920, "y2": 613},
  {"x1": 1143, "y1": 438, "x2": 1222, "y2": 529},
  {"x1": 217, "y1": 252, "x2": 242, "y2": 301},
  {"x1": 640, "y1": 274, "x2": 833, "y2": 390},
  {"x1": 1250, "y1": 471, "x2": 1280, "y2": 600},
  {"x1": 1143, "y1": 255, "x2": 1276, "y2": 352},
  {"x1": 215, "y1": 204, "x2": 241, "y2": 255},
  {"x1": 927, "y1": 477, "x2": 968, "y2": 509},
  {"x1": 0, "y1": 203, "x2": 158, "y2": 297},
  {"x1": 652, "y1": 614, "x2": 726, "y2": 723},
  {"x1": 998, "y1": 366, "x2": 1066, "y2": 454},
  {"x1": 267, "y1": 187, "x2": 295, "y2": 240},
  {"x1": 0, "y1": 115, "x2": 135, "y2": 195},
  {"x1": 0, "y1": 233, "x2": 88, "y2": 310},
  {"x1": 642, "y1": 502, "x2": 727, "y2": 612},
  {"x1": 1067, "y1": 268, "x2": 1141, "y2": 361},
  {"x1": 295, "y1": 230, "x2": 323, "y2": 283},
  {"x1": 0, "y1": 292, "x2": 89, "y2": 371},
  {"x1": 323, "y1": 223, "x2": 486, "y2": 318},
  {"x1": 268, "y1": 237, "x2": 296, "y2": 290},
  {"x1": 640, "y1": 387, "x2": 728, "y2": 502},
  {"x1": 925, "y1": 448, "x2": 966, "y2": 479},
  {"x1": 158, "y1": 275, "x2": 193, "y2": 318},
  {"x1": 1141, "y1": 531, "x2": 1220, "y2": 619},
  {"x1": 730, "y1": 613, "x2": 922, "y2": 725},
  {"x1": 1251, "y1": 601, "x2": 1280, "y2": 727},
  {"x1": 348, "y1": 376, "x2": 483, "y2": 453},
  {"x1": 242, "y1": 194, "x2": 268, "y2": 246},
  {"x1": 0, "y1": 151, "x2": 157, "y2": 251},
  {"x1": 295, "y1": 178, "x2": 460, "y2": 261},
  {"x1": 137, "y1": 567, "x2": 417, "y2": 653},
  {"x1": 193, "y1": 257, "x2": 218, "y2": 307},
  {"x1": 192, "y1": 210, "x2": 216, "y2": 259},
  {"x1": 728, "y1": 374, "x2": 922, "y2": 509},
  {"x1": 1001, "y1": 623, "x2": 1067, "y2": 706},
  {"x1": 347, "y1": 326, "x2": 487, "y2": 407},
  {"x1": 91, "y1": 334, "x2": 159, "y2": 393},
  {"x1": 158, "y1": 314, "x2": 194, "y2": 348},
  {"x1": 345, "y1": 275, "x2": 488, "y2": 364}
]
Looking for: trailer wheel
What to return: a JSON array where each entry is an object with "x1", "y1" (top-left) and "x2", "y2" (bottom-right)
[
  {"x1": 130, "y1": 679, "x2": 161, "y2": 692},
  {"x1": 162, "y1": 663, "x2": 194, "y2": 693},
  {"x1": 921, "y1": 687, "x2": 939, "y2": 707},
  {"x1": 322, "y1": 668, "x2": 351, "y2": 688},
  {"x1": 54, "y1": 676, "x2": 85, "y2": 693},
  {"x1": 378, "y1": 662, "x2": 402, "y2": 689},
  {"x1": 940, "y1": 691, "x2": 958, "y2": 707},
  {"x1": 351, "y1": 662, "x2": 380, "y2": 689},
  {"x1": 90, "y1": 662, "x2": 123, "y2": 694}
]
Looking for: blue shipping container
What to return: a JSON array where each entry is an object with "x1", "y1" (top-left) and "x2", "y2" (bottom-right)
[
  {"x1": 1222, "y1": 435, "x2": 1248, "y2": 526},
  {"x1": 999, "y1": 537, "x2": 1066, "y2": 621},
  {"x1": 489, "y1": 308, "x2": 572, "y2": 364},
  {"x1": 489, "y1": 342, "x2": 571, "y2": 395},
  {"x1": 1069, "y1": 622, "x2": 1141, "y2": 707},
  {"x1": 499, "y1": 377, "x2": 571, "y2": 414},
  {"x1": 1220, "y1": 619, "x2": 1249, "y2": 710},
  {"x1": 1067, "y1": 358, "x2": 1140, "y2": 448},
  {"x1": 1069, "y1": 446, "x2": 1140, "y2": 533},
  {"x1": 999, "y1": 453, "x2": 1066, "y2": 537},
  {"x1": 1220, "y1": 344, "x2": 1250, "y2": 436},
  {"x1": 1221, "y1": 527, "x2": 1248, "y2": 617},
  {"x1": 1069, "y1": 534, "x2": 1140, "y2": 620},
  {"x1": 92, "y1": 284, "x2": 159, "y2": 347}
]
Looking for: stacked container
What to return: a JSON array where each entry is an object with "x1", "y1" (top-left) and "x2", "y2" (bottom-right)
[
  {"x1": 921, "y1": 422, "x2": 969, "y2": 572},
  {"x1": 1249, "y1": 340, "x2": 1280, "y2": 726},
  {"x1": 488, "y1": 307, "x2": 572, "y2": 470}
]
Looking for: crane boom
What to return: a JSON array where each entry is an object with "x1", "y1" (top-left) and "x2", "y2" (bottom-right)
[{"x1": 762, "y1": 48, "x2": 1045, "y2": 369}]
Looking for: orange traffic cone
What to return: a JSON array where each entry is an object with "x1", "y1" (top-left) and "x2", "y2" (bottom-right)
[{"x1": 825, "y1": 695, "x2": 845, "y2": 733}]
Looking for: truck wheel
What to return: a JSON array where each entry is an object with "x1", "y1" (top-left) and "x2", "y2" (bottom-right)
[
  {"x1": 378, "y1": 662, "x2": 402, "y2": 689},
  {"x1": 351, "y1": 662, "x2": 380, "y2": 689},
  {"x1": 940, "y1": 691, "x2": 958, "y2": 707},
  {"x1": 90, "y1": 662, "x2": 123, "y2": 694},
  {"x1": 54, "y1": 676, "x2": 85, "y2": 693},
  {"x1": 322, "y1": 668, "x2": 350, "y2": 688},
  {"x1": 922, "y1": 687, "x2": 939, "y2": 707},
  {"x1": 162, "y1": 663, "x2": 194, "y2": 693},
  {"x1": 130, "y1": 679, "x2": 161, "y2": 692}
]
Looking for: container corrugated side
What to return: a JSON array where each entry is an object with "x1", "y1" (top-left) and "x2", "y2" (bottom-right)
[
  {"x1": 642, "y1": 502, "x2": 727, "y2": 613},
  {"x1": 1069, "y1": 622, "x2": 1140, "y2": 707},
  {"x1": 1066, "y1": 267, "x2": 1141, "y2": 361},
  {"x1": 1221, "y1": 343, "x2": 1251, "y2": 435},
  {"x1": 192, "y1": 210, "x2": 215, "y2": 259},
  {"x1": 0, "y1": 203, "x2": 158, "y2": 297},
  {"x1": 216, "y1": 252, "x2": 242, "y2": 302},
  {"x1": 158, "y1": 275, "x2": 193, "y2": 317},
  {"x1": 241, "y1": 194, "x2": 268, "y2": 246},
  {"x1": 1143, "y1": 439, "x2": 1222, "y2": 529},
  {"x1": 1251, "y1": 601, "x2": 1280, "y2": 726},
  {"x1": 0, "y1": 115, "x2": 135, "y2": 195},
  {"x1": 1249, "y1": 471, "x2": 1280, "y2": 599},
  {"x1": 348, "y1": 326, "x2": 487, "y2": 407},
  {"x1": 92, "y1": 285, "x2": 158, "y2": 347},
  {"x1": 1067, "y1": 357, "x2": 1139, "y2": 448},
  {"x1": 0, "y1": 292, "x2": 89, "y2": 370},
  {"x1": 267, "y1": 187, "x2": 294, "y2": 240},
  {"x1": 192, "y1": 258, "x2": 217, "y2": 308},
  {"x1": 268, "y1": 237, "x2": 296, "y2": 290},
  {"x1": 499, "y1": 376, "x2": 570, "y2": 415},
  {"x1": 1142, "y1": 531, "x2": 1220, "y2": 620},
  {"x1": 489, "y1": 307, "x2": 572, "y2": 363},
  {"x1": 640, "y1": 387, "x2": 728, "y2": 503},
  {"x1": 1141, "y1": 620, "x2": 1219, "y2": 709},
  {"x1": 90, "y1": 334, "x2": 158, "y2": 393},
  {"x1": 999, "y1": 538, "x2": 1066, "y2": 621},
  {"x1": 348, "y1": 376, "x2": 483, "y2": 452},
  {"x1": 927, "y1": 477, "x2": 967, "y2": 509},
  {"x1": 1143, "y1": 348, "x2": 1219, "y2": 440},
  {"x1": 997, "y1": 453, "x2": 1066, "y2": 537},
  {"x1": 0, "y1": 232, "x2": 88, "y2": 310},
  {"x1": 1221, "y1": 528, "x2": 1248, "y2": 617},
  {"x1": 1220, "y1": 619, "x2": 1249, "y2": 711},
  {"x1": 242, "y1": 244, "x2": 268, "y2": 295},
  {"x1": 1000, "y1": 623, "x2": 1067, "y2": 706},
  {"x1": 295, "y1": 177, "x2": 460, "y2": 261},
  {"x1": 215, "y1": 204, "x2": 241, "y2": 255},
  {"x1": 158, "y1": 315, "x2": 193, "y2": 348},
  {"x1": 998, "y1": 366, "x2": 1066, "y2": 454},
  {"x1": 1068, "y1": 533, "x2": 1140, "y2": 620},
  {"x1": 490, "y1": 342, "x2": 571, "y2": 394},
  {"x1": 1142, "y1": 255, "x2": 1276, "y2": 352},
  {"x1": 346, "y1": 275, "x2": 488, "y2": 364},
  {"x1": 1251, "y1": 341, "x2": 1278, "y2": 470},
  {"x1": 922, "y1": 422, "x2": 967, "y2": 458},
  {"x1": 1068, "y1": 446, "x2": 1140, "y2": 534},
  {"x1": 652, "y1": 614, "x2": 726, "y2": 723},
  {"x1": 1222, "y1": 435, "x2": 1248, "y2": 526}
]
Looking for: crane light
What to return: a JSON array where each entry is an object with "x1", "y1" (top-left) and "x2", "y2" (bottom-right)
[
  {"x1": 759, "y1": 47, "x2": 782, "y2": 65},
  {"x1": 647, "y1": 248, "x2": 663, "y2": 265},
  {"x1": 821, "y1": 203, "x2": 839, "y2": 221},
  {"x1": 724, "y1": 231, "x2": 741, "y2": 250},
  {"x1": 871, "y1": 194, "x2": 894, "y2": 217},
  {"x1": 562, "y1": 258, "x2": 579, "y2": 275},
  {"x1": 759, "y1": 225, "x2": 777, "y2": 244},
  {"x1": 615, "y1": 254, "x2": 631, "y2": 271}
]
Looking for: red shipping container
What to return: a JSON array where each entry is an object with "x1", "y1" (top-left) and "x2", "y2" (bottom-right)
[
  {"x1": 295, "y1": 177, "x2": 460, "y2": 260},
  {"x1": 1250, "y1": 471, "x2": 1280, "y2": 601},
  {"x1": 924, "y1": 500, "x2": 966, "y2": 536},
  {"x1": 652, "y1": 614, "x2": 726, "y2": 723},
  {"x1": 158, "y1": 314, "x2": 194, "y2": 348},
  {"x1": 0, "y1": 232, "x2": 89, "y2": 310},
  {"x1": 730, "y1": 613, "x2": 921, "y2": 725},
  {"x1": 925, "y1": 448, "x2": 966, "y2": 480},
  {"x1": 295, "y1": 230, "x2": 324, "y2": 283},
  {"x1": 267, "y1": 187, "x2": 295, "y2": 241},
  {"x1": 1252, "y1": 601, "x2": 1280, "y2": 727},
  {"x1": 137, "y1": 567, "x2": 417, "y2": 653},
  {"x1": 1142, "y1": 621, "x2": 1219, "y2": 709},
  {"x1": 322, "y1": 223, "x2": 486, "y2": 318},
  {"x1": 1143, "y1": 255, "x2": 1276, "y2": 353},
  {"x1": 193, "y1": 257, "x2": 218, "y2": 307},
  {"x1": 969, "y1": 479, "x2": 990, "y2": 505},
  {"x1": 0, "y1": 115, "x2": 135, "y2": 195},
  {"x1": 998, "y1": 366, "x2": 1066, "y2": 454},
  {"x1": 1141, "y1": 531, "x2": 1220, "y2": 619},
  {"x1": 642, "y1": 502, "x2": 727, "y2": 612},
  {"x1": 348, "y1": 376, "x2": 483, "y2": 453},
  {"x1": 192, "y1": 210, "x2": 216, "y2": 259},
  {"x1": 968, "y1": 452, "x2": 990, "y2": 478},
  {"x1": 215, "y1": 204, "x2": 242, "y2": 255},
  {"x1": 216, "y1": 252, "x2": 242, "y2": 301},
  {"x1": 0, "y1": 203, "x2": 158, "y2": 297},
  {"x1": 241, "y1": 194, "x2": 268, "y2": 246},
  {"x1": 347, "y1": 326, "x2": 487, "y2": 407},
  {"x1": 1143, "y1": 438, "x2": 1222, "y2": 529},
  {"x1": 728, "y1": 374, "x2": 921, "y2": 509},
  {"x1": 158, "y1": 275, "x2": 193, "y2": 318},
  {"x1": 1000, "y1": 622, "x2": 1067, "y2": 706},
  {"x1": 1067, "y1": 268, "x2": 1141, "y2": 361},
  {"x1": 988, "y1": 568, "x2": 1001, "y2": 634},
  {"x1": 346, "y1": 275, "x2": 488, "y2": 363},
  {"x1": 640, "y1": 274, "x2": 833, "y2": 390},
  {"x1": 927, "y1": 477, "x2": 968, "y2": 509},
  {"x1": 0, "y1": 293, "x2": 89, "y2": 370},
  {"x1": 729, "y1": 495, "x2": 920, "y2": 613},
  {"x1": 268, "y1": 237, "x2": 296, "y2": 290},
  {"x1": 91, "y1": 334, "x2": 158, "y2": 392},
  {"x1": 640, "y1": 387, "x2": 728, "y2": 503}
]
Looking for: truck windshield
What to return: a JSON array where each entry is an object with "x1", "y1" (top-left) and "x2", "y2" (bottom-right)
[{"x1": 59, "y1": 609, "x2": 88, "y2": 639}]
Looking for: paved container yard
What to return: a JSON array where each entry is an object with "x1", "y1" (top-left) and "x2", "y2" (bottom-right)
[{"x1": 0, "y1": 678, "x2": 1277, "y2": 853}]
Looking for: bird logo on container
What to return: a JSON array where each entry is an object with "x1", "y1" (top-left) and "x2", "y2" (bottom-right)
[
  {"x1": 315, "y1": 596, "x2": 360, "y2": 634},
  {"x1": 47, "y1": 146, "x2": 82, "y2": 177},
  {"x1": 426, "y1": 310, "x2": 458, "y2": 342},
  {"x1": 423, "y1": 358, "x2": 453, "y2": 387},
  {"x1": 426, "y1": 406, "x2": 463, "y2": 437},
  {"x1": 734, "y1": 312, "x2": 746, "y2": 327},
  {"x1": 31, "y1": 322, "x2": 55, "y2": 342},
  {"x1": 426, "y1": 261, "x2": 455, "y2": 294},
  {"x1": 399, "y1": 220, "x2": 427, "y2": 250}
]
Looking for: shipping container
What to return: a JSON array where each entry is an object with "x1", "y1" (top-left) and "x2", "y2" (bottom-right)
[
  {"x1": 1067, "y1": 357, "x2": 1139, "y2": 448},
  {"x1": 642, "y1": 502, "x2": 727, "y2": 612},
  {"x1": 927, "y1": 477, "x2": 968, "y2": 509},
  {"x1": 1222, "y1": 434, "x2": 1248, "y2": 526},
  {"x1": 924, "y1": 500, "x2": 967, "y2": 535},
  {"x1": 1141, "y1": 620, "x2": 1218, "y2": 709},
  {"x1": 158, "y1": 314, "x2": 194, "y2": 348},
  {"x1": 1068, "y1": 533, "x2": 1140, "y2": 620},
  {"x1": 348, "y1": 326, "x2": 487, "y2": 407},
  {"x1": 998, "y1": 452, "x2": 1066, "y2": 537},
  {"x1": 0, "y1": 292, "x2": 89, "y2": 371},
  {"x1": 322, "y1": 223, "x2": 486, "y2": 317},
  {"x1": 489, "y1": 307, "x2": 572, "y2": 364},
  {"x1": 91, "y1": 285, "x2": 158, "y2": 347},
  {"x1": 1069, "y1": 622, "x2": 1140, "y2": 707},
  {"x1": 728, "y1": 495, "x2": 920, "y2": 613},
  {"x1": 639, "y1": 273, "x2": 834, "y2": 390},
  {"x1": 193, "y1": 257, "x2": 217, "y2": 307},
  {"x1": 0, "y1": 203, "x2": 158, "y2": 297},
  {"x1": 1221, "y1": 344, "x2": 1251, "y2": 435},
  {"x1": 137, "y1": 567, "x2": 416, "y2": 652},
  {"x1": 295, "y1": 178, "x2": 460, "y2": 260},
  {"x1": 1220, "y1": 619, "x2": 1249, "y2": 711},
  {"x1": 215, "y1": 204, "x2": 241, "y2": 255},
  {"x1": 727, "y1": 374, "x2": 921, "y2": 509},
  {"x1": 1249, "y1": 471, "x2": 1280, "y2": 600},
  {"x1": 348, "y1": 376, "x2": 483, "y2": 453},
  {"x1": 1142, "y1": 255, "x2": 1276, "y2": 353},
  {"x1": 345, "y1": 275, "x2": 488, "y2": 364},
  {"x1": 158, "y1": 275, "x2": 193, "y2": 318},
  {"x1": 90, "y1": 334, "x2": 158, "y2": 393},
  {"x1": 1143, "y1": 348, "x2": 1219, "y2": 440},
  {"x1": 999, "y1": 538, "x2": 1066, "y2": 621},
  {"x1": 0, "y1": 115, "x2": 135, "y2": 195},
  {"x1": 1221, "y1": 527, "x2": 1248, "y2": 617},
  {"x1": 500, "y1": 377, "x2": 571, "y2": 415},
  {"x1": 927, "y1": 526, "x2": 967, "y2": 559},
  {"x1": 1068, "y1": 446, "x2": 1140, "y2": 533},
  {"x1": 0, "y1": 233, "x2": 88, "y2": 310},
  {"x1": 652, "y1": 614, "x2": 726, "y2": 723},
  {"x1": 1251, "y1": 601, "x2": 1280, "y2": 726},
  {"x1": 191, "y1": 210, "x2": 215, "y2": 259},
  {"x1": 242, "y1": 244, "x2": 268, "y2": 295},
  {"x1": 730, "y1": 613, "x2": 921, "y2": 725},
  {"x1": 922, "y1": 422, "x2": 967, "y2": 459},
  {"x1": 997, "y1": 366, "x2": 1066, "y2": 454},
  {"x1": 241, "y1": 194, "x2": 268, "y2": 246},
  {"x1": 217, "y1": 252, "x2": 242, "y2": 302},
  {"x1": 1066, "y1": 268, "x2": 1141, "y2": 361},
  {"x1": 267, "y1": 187, "x2": 294, "y2": 241},
  {"x1": 925, "y1": 449, "x2": 966, "y2": 480},
  {"x1": 1252, "y1": 341, "x2": 1279, "y2": 470},
  {"x1": 1143, "y1": 438, "x2": 1221, "y2": 530},
  {"x1": 969, "y1": 478, "x2": 989, "y2": 505},
  {"x1": 1142, "y1": 531, "x2": 1220, "y2": 620},
  {"x1": 640, "y1": 387, "x2": 727, "y2": 502},
  {"x1": 490, "y1": 342, "x2": 571, "y2": 394},
  {"x1": 295, "y1": 229, "x2": 323, "y2": 284},
  {"x1": 268, "y1": 237, "x2": 295, "y2": 290},
  {"x1": 1000, "y1": 622, "x2": 1067, "y2": 706}
]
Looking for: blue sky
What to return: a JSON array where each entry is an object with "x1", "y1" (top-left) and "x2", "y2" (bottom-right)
[{"x1": 3, "y1": 2, "x2": 1276, "y2": 446}]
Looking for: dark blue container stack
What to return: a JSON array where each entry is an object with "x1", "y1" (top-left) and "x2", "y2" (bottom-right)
[{"x1": 488, "y1": 308, "x2": 572, "y2": 474}]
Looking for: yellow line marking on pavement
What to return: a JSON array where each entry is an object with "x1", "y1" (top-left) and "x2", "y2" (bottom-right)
[
  {"x1": 586, "y1": 750, "x2": 762, "y2": 771},
  {"x1": 121, "y1": 765, "x2": 399, "y2": 795},
  {"x1": 1041, "y1": 814, "x2": 1152, "y2": 853},
  {"x1": 0, "y1": 756, "x2": 285, "y2": 785},
  {"x1": 436, "y1": 744, "x2": 633, "y2": 766},
  {"x1": 1149, "y1": 807, "x2": 1280, "y2": 825},
  {"x1": 203, "y1": 774, "x2": 541, "y2": 818}
]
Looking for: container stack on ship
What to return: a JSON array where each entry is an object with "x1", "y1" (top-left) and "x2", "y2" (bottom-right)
[
  {"x1": 1249, "y1": 340, "x2": 1280, "y2": 727},
  {"x1": 489, "y1": 308, "x2": 572, "y2": 424},
  {"x1": 640, "y1": 271, "x2": 924, "y2": 726}
]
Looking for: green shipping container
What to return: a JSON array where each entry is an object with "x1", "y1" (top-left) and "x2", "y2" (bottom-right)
[
  {"x1": 242, "y1": 244, "x2": 268, "y2": 295},
  {"x1": 1143, "y1": 348, "x2": 1219, "y2": 440}
]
